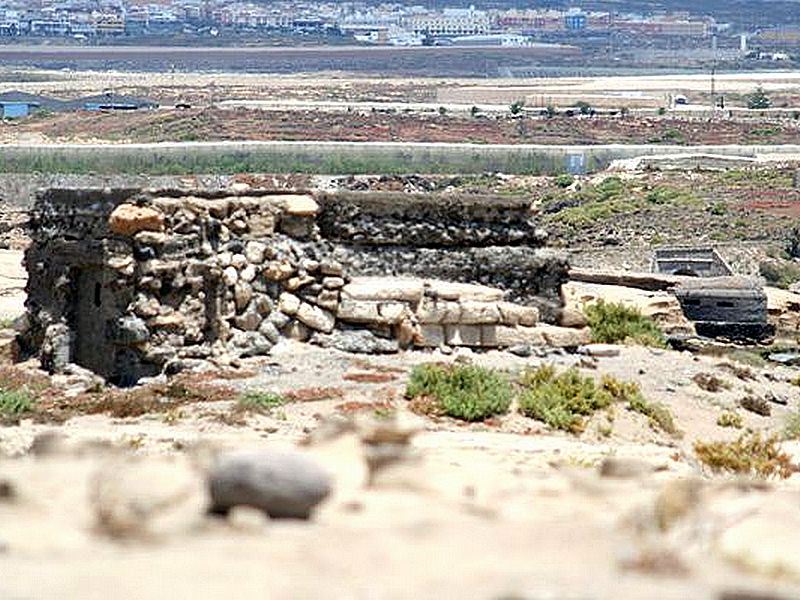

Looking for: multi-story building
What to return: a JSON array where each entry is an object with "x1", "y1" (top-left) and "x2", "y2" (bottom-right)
[{"x1": 405, "y1": 6, "x2": 490, "y2": 37}]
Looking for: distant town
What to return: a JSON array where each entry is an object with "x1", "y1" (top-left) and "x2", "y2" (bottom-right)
[{"x1": 0, "y1": 1, "x2": 785, "y2": 47}]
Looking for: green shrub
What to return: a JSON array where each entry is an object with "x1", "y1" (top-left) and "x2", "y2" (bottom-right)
[
  {"x1": 694, "y1": 433, "x2": 793, "y2": 479},
  {"x1": 584, "y1": 301, "x2": 666, "y2": 347},
  {"x1": 238, "y1": 391, "x2": 286, "y2": 412},
  {"x1": 518, "y1": 368, "x2": 638, "y2": 433},
  {"x1": 0, "y1": 388, "x2": 33, "y2": 421},
  {"x1": 555, "y1": 173, "x2": 575, "y2": 188},
  {"x1": 627, "y1": 393, "x2": 679, "y2": 435},
  {"x1": 406, "y1": 363, "x2": 513, "y2": 422}
]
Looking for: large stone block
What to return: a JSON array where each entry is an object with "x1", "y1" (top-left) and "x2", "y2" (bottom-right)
[
  {"x1": 341, "y1": 277, "x2": 424, "y2": 304},
  {"x1": 539, "y1": 325, "x2": 591, "y2": 348},
  {"x1": 337, "y1": 300, "x2": 409, "y2": 325},
  {"x1": 416, "y1": 298, "x2": 461, "y2": 324},
  {"x1": 497, "y1": 302, "x2": 539, "y2": 327},
  {"x1": 458, "y1": 301, "x2": 502, "y2": 325},
  {"x1": 424, "y1": 280, "x2": 504, "y2": 302},
  {"x1": 491, "y1": 325, "x2": 546, "y2": 347},
  {"x1": 276, "y1": 194, "x2": 319, "y2": 217}
]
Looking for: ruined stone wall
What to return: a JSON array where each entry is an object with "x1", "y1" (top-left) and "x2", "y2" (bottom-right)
[{"x1": 23, "y1": 188, "x2": 574, "y2": 384}]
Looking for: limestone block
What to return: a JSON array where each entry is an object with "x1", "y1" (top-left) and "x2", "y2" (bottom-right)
[
  {"x1": 378, "y1": 303, "x2": 411, "y2": 325},
  {"x1": 278, "y1": 293, "x2": 301, "y2": 316},
  {"x1": 424, "y1": 280, "x2": 504, "y2": 302},
  {"x1": 341, "y1": 277, "x2": 424, "y2": 304},
  {"x1": 338, "y1": 300, "x2": 408, "y2": 325},
  {"x1": 109, "y1": 204, "x2": 165, "y2": 237},
  {"x1": 234, "y1": 309, "x2": 262, "y2": 332},
  {"x1": 560, "y1": 308, "x2": 588, "y2": 329},
  {"x1": 296, "y1": 303, "x2": 335, "y2": 334},
  {"x1": 415, "y1": 324, "x2": 446, "y2": 347},
  {"x1": 416, "y1": 298, "x2": 461, "y2": 324},
  {"x1": 491, "y1": 326, "x2": 546, "y2": 347},
  {"x1": 497, "y1": 302, "x2": 539, "y2": 327},
  {"x1": 205, "y1": 198, "x2": 231, "y2": 219},
  {"x1": 277, "y1": 194, "x2": 319, "y2": 217},
  {"x1": 338, "y1": 300, "x2": 379, "y2": 323},
  {"x1": 459, "y1": 301, "x2": 502, "y2": 325},
  {"x1": 539, "y1": 325, "x2": 591, "y2": 348},
  {"x1": 445, "y1": 325, "x2": 482, "y2": 347}
]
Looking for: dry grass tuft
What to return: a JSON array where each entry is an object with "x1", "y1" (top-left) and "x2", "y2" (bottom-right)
[{"x1": 694, "y1": 433, "x2": 795, "y2": 479}]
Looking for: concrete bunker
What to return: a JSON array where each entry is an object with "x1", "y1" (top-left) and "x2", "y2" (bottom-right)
[
  {"x1": 673, "y1": 277, "x2": 775, "y2": 342},
  {"x1": 652, "y1": 247, "x2": 733, "y2": 278}
]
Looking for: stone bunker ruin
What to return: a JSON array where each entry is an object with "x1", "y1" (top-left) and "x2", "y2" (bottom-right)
[{"x1": 23, "y1": 187, "x2": 578, "y2": 385}]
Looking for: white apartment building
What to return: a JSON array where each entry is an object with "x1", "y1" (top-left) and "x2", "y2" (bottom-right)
[{"x1": 404, "y1": 5, "x2": 490, "y2": 37}]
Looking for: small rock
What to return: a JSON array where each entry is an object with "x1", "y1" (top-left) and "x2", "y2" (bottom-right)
[
  {"x1": 239, "y1": 264, "x2": 257, "y2": 283},
  {"x1": 222, "y1": 266, "x2": 238, "y2": 287},
  {"x1": 231, "y1": 253, "x2": 247, "y2": 269},
  {"x1": 296, "y1": 303, "x2": 335, "y2": 334},
  {"x1": 507, "y1": 343, "x2": 533, "y2": 357},
  {"x1": 91, "y1": 456, "x2": 207, "y2": 540},
  {"x1": 208, "y1": 450, "x2": 332, "y2": 520},
  {"x1": 278, "y1": 292, "x2": 301, "y2": 316},
  {"x1": 244, "y1": 241, "x2": 266, "y2": 264}
]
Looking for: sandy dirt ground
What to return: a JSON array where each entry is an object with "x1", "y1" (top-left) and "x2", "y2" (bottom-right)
[{"x1": 1, "y1": 335, "x2": 800, "y2": 599}]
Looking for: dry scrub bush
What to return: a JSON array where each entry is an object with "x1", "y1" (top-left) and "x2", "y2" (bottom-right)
[
  {"x1": 717, "y1": 411, "x2": 744, "y2": 429},
  {"x1": 694, "y1": 433, "x2": 794, "y2": 479},
  {"x1": 406, "y1": 363, "x2": 513, "y2": 422},
  {"x1": 692, "y1": 372, "x2": 731, "y2": 393},
  {"x1": 739, "y1": 395, "x2": 771, "y2": 417}
]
